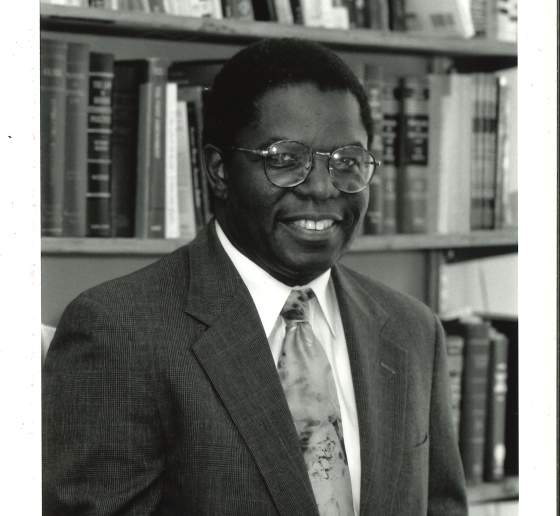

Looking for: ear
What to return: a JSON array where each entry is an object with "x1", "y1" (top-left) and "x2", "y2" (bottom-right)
[{"x1": 203, "y1": 144, "x2": 228, "y2": 201}]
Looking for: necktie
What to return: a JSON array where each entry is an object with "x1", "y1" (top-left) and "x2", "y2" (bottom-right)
[{"x1": 278, "y1": 289, "x2": 354, "y2": 516}]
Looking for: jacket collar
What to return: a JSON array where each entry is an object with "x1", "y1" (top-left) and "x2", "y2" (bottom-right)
[{"x1": 184, "y1": 224, "x2": 408, "y2": 516}]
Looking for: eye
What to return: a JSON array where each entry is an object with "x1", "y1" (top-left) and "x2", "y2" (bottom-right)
[
  {"x1": 332, "y1": 156, "x2": 359, "y2": 170},
  {"x1": 267, "y1": 152, "x2": 300, "y2": 169}
]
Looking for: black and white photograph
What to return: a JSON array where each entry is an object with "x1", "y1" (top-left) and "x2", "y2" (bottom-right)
[{"x1": 0, "y1": 0, "x2": 556, "y2": 515}]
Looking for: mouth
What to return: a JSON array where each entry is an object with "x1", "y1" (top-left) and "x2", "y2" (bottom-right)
[{"x1": 287, "y1": 219, "x2": 336, "y2": 231}]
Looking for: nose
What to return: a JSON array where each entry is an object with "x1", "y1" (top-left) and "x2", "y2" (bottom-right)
[{"x1": 293, "y1": 154, "x2": 340, "y2": 200}]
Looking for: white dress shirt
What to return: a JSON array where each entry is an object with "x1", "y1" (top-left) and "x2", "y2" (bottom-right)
[{"x1": 216, "y1": 221, "x2": 361, "y2": 515}]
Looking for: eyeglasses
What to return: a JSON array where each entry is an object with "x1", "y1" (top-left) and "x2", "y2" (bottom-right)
[{"x1": 230, "y1": 140, "x2": 381, "y2": 194}]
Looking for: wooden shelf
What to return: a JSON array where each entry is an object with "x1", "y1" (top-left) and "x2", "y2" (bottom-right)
[
  {"x1": 41, "y1": 5, "x2": 517, "y2": 58},
  {"x1": 41, "y1": 230, "x2": 517, "y2": 256},
  {"x1": 467, "y1": 477, "x2": 519, "y2": 504}
]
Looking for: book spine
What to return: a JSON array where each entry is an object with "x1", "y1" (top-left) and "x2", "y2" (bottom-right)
[
  {"x1": 272, "y1": 0, "x2": 295, "y2": 22},
  {"x1": 380, "y1": 76, "x2": 400, "y2": 234},
  {"x1": 445, "y1": 334, "x2": 465, "y2": 439},
  {"x1": 147, "y1": 62, "x2": 168, "y2": 238},
  {"x1": 111, "y1": 62, "x2": 142, "y2": 237},
  {"x1": 165, "y1": 83, "x2": 180, "y2": 239},
  {"x1": 86, "y1": 52, "x2": 114, "y2": 237},
  {"x1": 176, "y1": 100, "x2": 198, "y2": 240},
  {"x1": 364, "y1": 0, "x2": 389, "y2": 30},
  {"x1": 40, "y1": 39, "x2": 68, "y2": 237},
  {"x1": 149, "y1": 0, "x2": 166, "y2": 10},
  {"x1": 470, "y1": 0, "x2": 487, "y2": 37},
  {"x1": 62, "y1": 43, "x2": 90, "y2": 237},
  {"x1": 223, "y1": 0, "x2": 255, "y2": 18},
  {"x1": 397, "y1": 76, "x2": 429, "y2": 234},
  {"x1": 363, "y1": 65, "x2": 384, "y2": 235},
  {"x1": 493, "y1": 73, "x2": 510, "y2": 229},
  {"x1": 482, "y1": 75, "x2": 498, "y2": 229},
  {"x1": 288, "y1": 0, "x2": 305, "y2": 23},
  {"x1": 458, "y1": 321, "x2": 491, "y2": 485},
  {"x1": 388, "y1": 0, "x2": 405, "y2": 30},
  {"x1": 470, "y1": 73, "x2": 484, "y2": 230},
  {"x1": 484, "y1": 329, "x2": 509, "y2": 481},
  {"x1": 135, "y1": 82, "x2": 152, "y2": 238}
]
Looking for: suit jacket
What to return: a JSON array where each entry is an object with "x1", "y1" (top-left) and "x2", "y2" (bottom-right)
[{"x1": 43, "y1": 223, "x2": 468, "y2": 516}]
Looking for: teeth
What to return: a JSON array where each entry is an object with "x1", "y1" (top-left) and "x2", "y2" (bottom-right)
[{"x1": 291, "y1": 219, "x2": 334, "y2": 231}]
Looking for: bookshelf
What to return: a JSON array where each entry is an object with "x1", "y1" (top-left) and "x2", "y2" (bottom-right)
[{"x1": 40, "y1": 4, "x2": 519, "y2": 513}]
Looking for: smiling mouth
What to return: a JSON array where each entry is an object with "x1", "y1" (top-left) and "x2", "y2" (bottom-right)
[{"x1": 287, "y1": 219, "x2": 335, "y2": 231}]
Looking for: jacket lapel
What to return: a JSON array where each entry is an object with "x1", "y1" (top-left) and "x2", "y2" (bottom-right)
[
  {"x1": 185, "y1": 226, "x2": 319, "y2": 516},
  {"x1": 333, "y1": 266, "x2": 408, "y2": 516}
]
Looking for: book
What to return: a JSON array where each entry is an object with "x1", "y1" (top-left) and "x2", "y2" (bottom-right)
[
  {"x1": 345, "y1": 0, "x2": 366, "y2": 28},
  {"x1": 222, "y1": 0, "x2": 255, "y2": 18},
  {"x1": 396, "y1": 76, "x2": 429, "y2": 234},
  {"x1": 470, "y1": 73, "x2": 485, "y2": 230},
  {"x1": 133, "y1": 58, "x2": 169, "y2": 239},
  {"x1": 40, "y1": 39, "x2": 68, "y2": 237},
  {"x1": 380, "y1": 76, "x2": 400, "y2": 234},
  {"x1": 289, "y1": 0, "x2": 304, "y2": 23},
  {"x1": 364, "y1": 0, "x2": 389, "y2": 29},
  {"x1": 149, "y1": 0, "x2": 167, "y2": 11},
  {"x1": 445, "y1": 333, "x2": 465, "y2": 438},
  {"x1": 62, "y1": 43, "x2": 90, "y2": 237},
  {"x1": 484, "y1": 327, "x2": 509, "y2": 481},
  {"x1": 176, "y1": 101, "x2": 198, "y2": 240},
  {"x1": 481, "y1": 75, "x2": 499, "y2": 229},
  {"x1": 177, "y1": 85, "x2": 211, "y2": 230},
  {"x1": 388, "y1": 0, "x2": 406, "y2": 30},
  {"x1": 403, "y1": 0, "x2": 475, "y2": 38},
  {"x1": 444, "y1": 317, "x2": 491, "y2": 485},
  {"x1": 251, "y1": 0, "x2": 278, "y2": 20},
  {"x1": 111, "y1": 60, "x2": 146, "y2": 237},
  {"x1": 470, "y1": 0, "x2": 487, "y2": 37},
  {"x1": 363, "y1": 64, "x2": 384, "y2": 235},
  {"x1": 494, "y1": 68, "x2": 517, "y2": 229},
  {"x1": 273, "y1": 0, "x2": 295, "y2": 22},
  {"x1": 165, "y1": 83, "x2": 180, "y2": 239},
  {"x1": 86, "y1": 52, "x2": 115, "y2": 237}
]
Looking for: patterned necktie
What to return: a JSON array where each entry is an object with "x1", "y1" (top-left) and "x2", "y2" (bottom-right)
[{"x1": 277, "y1": 289, "x2": 354, "y2": 516}]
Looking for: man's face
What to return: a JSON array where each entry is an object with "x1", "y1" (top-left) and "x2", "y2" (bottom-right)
[{"x1": 216, "y1": 83, "x2": 369, "y2": 286}]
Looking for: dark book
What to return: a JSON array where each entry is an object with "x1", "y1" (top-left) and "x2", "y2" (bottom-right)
[
  {"x1": 481, "y1": 75, "x2": 499, "y2": 229},
  {"x1": 149, "y1": 0, "x2": 166, "y2": 11},
  {"x1": 380, "y1": 76, "x2": 400, "y2": 234},
  {"x1": 444, "y1": 317, "x2": 492, "y2": 485},
  {"x1": 345, "y1": 0, "x2": 366, "y2": 28},
  {"x1": 388, "y1": 0, "x2": 405, "y2": 30},
  {"x1": 470, "y1": 73, "x2": 485, "y2": 231},
  {"x1": 288, "y1": 0, "x2": 304, "y2": 23},
  {"x1": 251, "y1": 0, "x2": 277, "y2": 20},
  {"x1": 168, "y1": 60, "x2": 225, "y2": 88},
  {"x1": 487, "y1": 317, "x2": 518, "y2": 476},
  {"x1": 40, "y1": 39, "x2": 68, "y2": 237},
  {"x1": 484, "y1": 327, "x2": 509, "y2": 481},
  {"x1": 363, "y1": 64, "x2": 384, "y2": 235},
  {"x1": 132, "y1": 58, "x2": 169, "y2": 239},
  {"x1": 445, "y1": 333, "x2": 465, "y2": 439},
  {"x1": 177, "y1": 85, "x2": 210, "y2": 231},
  {"x1": 110, "y1": 61, "x2": 145, "y2": 237},
  {"x1": 86, "y1": 52, "x2": 114, "y2": 237},
  {"x1": 222, "y1": 0, "x2": 255, "y2": 19},
  {"x1": 364, "y1": 0, "x2": 389, "y2": 29},
  {"x1": 62, "y1": 43, "x2": 90, "y2": 237},
  {"x1": 396, "y1": 76, "x2": 429, "y2": 234}
]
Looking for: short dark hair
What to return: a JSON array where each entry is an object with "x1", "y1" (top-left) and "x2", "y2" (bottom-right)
[{"x1": 202, "y1": 38, "x2": 373, "y2": 151}]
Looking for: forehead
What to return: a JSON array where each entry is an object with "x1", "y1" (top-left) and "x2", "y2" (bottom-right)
[{"x1": 241, "y1": 84, "x2": 367, "y2": 148}]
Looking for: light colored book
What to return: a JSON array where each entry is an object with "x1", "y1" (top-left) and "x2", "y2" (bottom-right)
[
  {"x1": 165, "y1": 83, "x2": 180, "y2": 239},
  {"x1": 176, "y1": 101, "x2": 197, "y2": 240},
  {"x1": 404, "y1": 0, "x2": 475, "y2": 38}
]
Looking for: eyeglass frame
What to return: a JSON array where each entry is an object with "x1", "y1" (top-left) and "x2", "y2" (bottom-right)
[{"x1": 228, "y1": 140, "x2": 381, "y2": 194}]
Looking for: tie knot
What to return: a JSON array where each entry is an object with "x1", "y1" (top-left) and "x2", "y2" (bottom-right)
[{"x1": 281, "y1": 288, "x2": 315, "y2": 323}]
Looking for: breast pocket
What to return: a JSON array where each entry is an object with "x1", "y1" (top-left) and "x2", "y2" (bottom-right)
[{"x1": 400, "y1": 435, "x2": 430, "y2": 474}]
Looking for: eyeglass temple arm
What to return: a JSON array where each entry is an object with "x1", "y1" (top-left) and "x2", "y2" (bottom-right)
[{"x1": 231, "y1": 146, "x2": 269, "y2": 157}]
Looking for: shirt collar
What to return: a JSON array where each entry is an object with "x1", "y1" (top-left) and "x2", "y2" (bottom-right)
[{"x1": 215, "y1": 221, "x2": 337, "y2": 338}]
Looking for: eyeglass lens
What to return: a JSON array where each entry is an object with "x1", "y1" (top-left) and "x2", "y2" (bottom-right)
[{"x1": 264, "y1": 141, "x2": 375, "y2": 193}]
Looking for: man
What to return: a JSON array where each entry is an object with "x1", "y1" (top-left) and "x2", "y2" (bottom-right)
[{"x1": 43, "y1": 38, "x2": 467, "y2": 515}]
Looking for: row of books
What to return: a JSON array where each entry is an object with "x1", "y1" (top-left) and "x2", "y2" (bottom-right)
[
  {"x1": 361, "y1": 66, "x2": 518, "y2": 235},
  {"x1": 41, "y1": 0, "x2": 517, "y2": 41},
  {"x1": 443, "y1": 316, "x2": 516, "y2": 485},
  {"x1": 40, "y1": 37, "x2": 517, "y2": 239}
]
